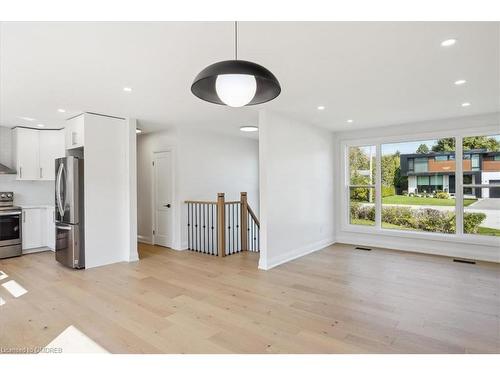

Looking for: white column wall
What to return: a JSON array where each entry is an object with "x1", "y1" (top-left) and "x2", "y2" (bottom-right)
[{"x1": 258, "y1": 110, "x2": 335, "y2": 270}]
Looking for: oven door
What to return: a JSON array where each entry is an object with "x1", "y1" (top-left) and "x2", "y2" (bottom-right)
[{"x1": 0, "y1": 211, "x2": 22, "y2": 246}]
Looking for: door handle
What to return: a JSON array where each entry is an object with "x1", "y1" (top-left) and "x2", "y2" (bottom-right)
[
  {"x1": 56, "y1": 225, "x2": 72, "y2": 231},
  {"x1": 164, "y1": 204, "x2": 171, "y2": 208}
]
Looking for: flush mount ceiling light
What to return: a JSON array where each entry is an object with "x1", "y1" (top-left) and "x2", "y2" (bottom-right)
[
  {"x1": 18, "y1": 116, "x2": 35, "y2": 122},
  {"x1": 240, "y1": 126, "x2": 258, "y2": 132},
  {"x1": 454, "y1": 79, "x2": 466, "y2": 85},
  {"x1": 37, "y1": 124, "x2": 45, "y2": 128},
  {"x1": 317, "y1": 106, "x2": 325, "y2": 110},
  {"x1": 441, "y1": 38, "x2": 457, "y2": 47},
  {"x1": 123, "y1": 87, "x2": 132, "y2": 92},
  {"x1": 57, "y1": 108, "x2": 66, "y2": 113},
  {"x1": 191, "y1": 22, "x2": 281, "y2": 107},
  {"x1": 461, "y1": 102, "x2": 471, "y2": 107},
  {"x1": 346, "y1": 119, "x2": 354, "y2": 123}
]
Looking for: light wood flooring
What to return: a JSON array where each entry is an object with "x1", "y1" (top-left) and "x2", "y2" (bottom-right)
[{"x1": 1, "y1": 243, "x2": 499, "y2": 353}]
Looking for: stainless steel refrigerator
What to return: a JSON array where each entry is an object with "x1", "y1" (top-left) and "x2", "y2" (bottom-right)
[{"x1": 55, "y1": 156, "x2": 85, "y2": 268}]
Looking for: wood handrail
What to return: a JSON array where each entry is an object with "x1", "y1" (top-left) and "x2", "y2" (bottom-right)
[
  {"x1": 224, "y1": 201, "x2": 241, "y2": 204},
  {"x1": 247, "y1": 204, "x2": 260, "y2": 228},
  {"x1": 184, "y1": 200, "x2": 216, "y2": 204}
]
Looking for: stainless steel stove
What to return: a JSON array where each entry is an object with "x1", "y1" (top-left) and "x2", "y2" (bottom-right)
[{"x1": 0, "y1": 192, "x2": 22, "y2": 259}]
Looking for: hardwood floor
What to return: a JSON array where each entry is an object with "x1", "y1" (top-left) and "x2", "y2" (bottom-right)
[{"x1": 1, "y1": 243, "x2": 499, "y2": 353}]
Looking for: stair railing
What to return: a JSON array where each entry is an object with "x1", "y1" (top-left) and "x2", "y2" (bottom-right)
[{"x1": 185, "y1": 192, "x2": 259, "y2": 256}]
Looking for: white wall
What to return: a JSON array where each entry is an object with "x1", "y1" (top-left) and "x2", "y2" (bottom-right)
[
  {"x1": 136, "y1": 126, "x2": 259, "y2": 250},
  {"x1": 84, "y1": 113, "x2": 137, "y2": 268},
  {"x1": 334, "y1": 112, "x2": 500, "y2": 262},
  {"x1": 258, "y1": 110, "x2": 335, "y2": 270}
]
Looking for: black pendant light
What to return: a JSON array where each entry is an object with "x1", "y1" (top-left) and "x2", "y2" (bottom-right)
[{"x1": 191, "y1": 22, "x2": 281, "y2": 107}]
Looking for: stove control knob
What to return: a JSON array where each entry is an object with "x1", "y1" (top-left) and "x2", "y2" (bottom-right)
[
  {"x1": 6, "y1": 193, "x2": 12, "y2": 198},
  {"x1": 0, "y1": 194, "x2": 5, "y2": 198}
]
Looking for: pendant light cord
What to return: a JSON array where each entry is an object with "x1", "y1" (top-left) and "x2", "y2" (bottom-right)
[{"x1": 234, "y1": 21, "x2": 238, "y2": 60}]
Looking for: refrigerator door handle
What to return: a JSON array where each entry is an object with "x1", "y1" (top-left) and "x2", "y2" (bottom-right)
[
  {"x1": 56, "y1": 162, "x2": 64, "y2": 218},
  {"x1": 56, "y1": 225, "x2": 72, "y2": 231}
]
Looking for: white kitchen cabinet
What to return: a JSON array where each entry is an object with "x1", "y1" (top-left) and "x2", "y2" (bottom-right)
[
  {"x1": 46, "y1": 207, "x2": 56, "y2": 250},
  {"x1": 22, "y1": 208, "x2": 45, "y2": 250},
  {"x1": 21, "y1": 207, "x2": 56, "y2": 252},
  {"x1": 11, "y1": 127, "x2": 64, "y2": 181},
  {"x1": 12, "y1": 127, "x2": 40, "y2": 180},
  {"x1": 39, "y1": 130, "x2": 65, "y2": 180},
  {"x1": 65, "y1": 114, "x2": 85, "y2": 149}
]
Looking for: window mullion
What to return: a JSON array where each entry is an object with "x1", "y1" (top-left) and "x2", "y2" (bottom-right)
[
  {"x1": 375, "y1": 143, "x2": 382, "y2": 229},
  {"x1": 456, "y1": 136, "x2": 464, "y2": 235}
]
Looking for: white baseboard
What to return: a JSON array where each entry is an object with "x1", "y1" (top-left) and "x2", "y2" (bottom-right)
[
  {"x1": 336, "y1": 232, "x2": 500, "y2": 263},
  {"x1": 137, "y1": 235, "x2": 152, "y2": 245},
  {"x1": 259, "y1": 238, "x2": 336, "y2": 270},
  {"x1": 22, "y1": 246, "x2": 52, "y2": 255}
]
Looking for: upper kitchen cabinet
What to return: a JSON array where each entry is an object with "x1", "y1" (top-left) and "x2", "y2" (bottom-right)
[
  {"x1": 12, "y1": 127, "x2": 65, "y2": 181},
  {"x1": 12, "y1": 127, "x2": 40, "y2": 180},
  {"x1": 39, "y1": 130, "x2": 65, "y2": 180},
  {"x1": 65, "y1": 114, "x2": 85, "y2": 149}
]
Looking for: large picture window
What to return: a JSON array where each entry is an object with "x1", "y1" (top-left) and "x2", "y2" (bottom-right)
[
  {"x1": 380, "y1": 138, "x2": 456, "y2": 234},
  {"x1": 345, "y1": 133, "x2": 500, "y2": 238}
]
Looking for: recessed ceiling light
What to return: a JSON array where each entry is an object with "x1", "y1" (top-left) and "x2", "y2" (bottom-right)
[
  {"x1": 57, "y1": 108, "x2": 66, "y2": 113},
  {"x1": 454, "y1": 79, "x2": 466, "y2": 85},
  {"x1": 136, "y1": 129, "x2": 142, "y2": 134},
  {"x1": 441, "y1": 39, "x2": 457, "y2": 47},
  {"x1": 240, "y1": 126, "x2": 259, "y2": 132},
  {"x1": 461, "y1": 102, "x2": 471, "y2": 107},
  {"x1": 347, "y1": 119, "x2": 353, "y2": 123},
  {"x1": 18, "y1": 116, "x2": 35, "y2": 122},
  {"x1": 317, "y1": 106, "x2": 325, "y2": 110},
  {"x1": 37, "y1": 124, "x2": 45, "y2": 128},
  {"x1": 123, "y1": 87, "x2": 132, "y2": 92}
]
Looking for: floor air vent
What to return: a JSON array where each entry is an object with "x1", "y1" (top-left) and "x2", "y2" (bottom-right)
[
  {"x1": 355, "y1": 246, "x2": 372, "y2": 251},
  {"x1": 453, "y1": 258, "x2": 476, "y2": 265}
]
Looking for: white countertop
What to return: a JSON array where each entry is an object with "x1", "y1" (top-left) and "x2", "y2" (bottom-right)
[{"x1": 17, "y1": 204, "x2": 55, "y2": 209}]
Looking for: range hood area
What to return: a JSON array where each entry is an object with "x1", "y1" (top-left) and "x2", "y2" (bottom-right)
[
  {"x1": 0, "y1": 126, "x2": 16, "y2": 174},
  {"x1": 0, "y1": 162, "x2": 16, "y2": 174}
]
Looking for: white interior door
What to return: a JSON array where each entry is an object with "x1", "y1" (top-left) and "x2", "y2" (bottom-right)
[{"x1": 153, "y1": 151, "x2": 173, "y2": 247}]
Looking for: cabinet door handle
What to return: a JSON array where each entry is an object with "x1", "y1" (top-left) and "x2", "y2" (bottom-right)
[
  {"x1": 40, "y1": 167, "x2": 43, "y2": 179},
  {"x1": 72, "y1": 131, "x2": 77, "y2": 145},
  {"x1": 23, "y1": 211, "x2": 26, "y2": 223},
  {"x1": 19, "y1": 166, "x2": 22, "y2": 179}
]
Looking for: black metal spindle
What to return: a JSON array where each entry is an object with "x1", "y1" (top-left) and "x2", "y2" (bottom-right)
[
  {"x1": 188, "y1": 203, "x2": 191, "y2": 250},
  {"x1": 211, "y1": 204, "x2": 214, "y2": 255},
  {"x1": 203, "y1": 204, "x2": 207, "y2": 253}
]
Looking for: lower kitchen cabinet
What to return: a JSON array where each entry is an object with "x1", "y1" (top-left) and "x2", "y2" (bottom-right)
[{"x1": 21, "y1": 207, "x2": 56, "y2": 252}]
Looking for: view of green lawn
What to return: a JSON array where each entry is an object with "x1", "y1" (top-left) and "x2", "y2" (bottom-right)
[{"x1": 382, "y1": 195, "x2": 476, "y2": 207}]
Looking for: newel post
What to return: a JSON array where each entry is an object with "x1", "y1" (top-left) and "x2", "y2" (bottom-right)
[
  {"x1": 217, "y1": 193, "x2": 226, "y2": 257},
  {"x1": 240, "y1": 192, "x2": 248, "y2": 251}
]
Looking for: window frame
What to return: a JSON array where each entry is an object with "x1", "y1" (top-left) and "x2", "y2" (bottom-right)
[
  {"x1": 347, "y1": 144, "x2": 376, "y2": 226},
  {"x1": 340, "y1": 127, "x2": 499, "y2": 247}
]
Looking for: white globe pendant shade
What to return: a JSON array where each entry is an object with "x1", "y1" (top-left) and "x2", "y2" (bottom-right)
[
  {"x1": 215, "y1": 74, "x2": 257, "y2": 107},
  {"x1": 191, "y1": 60, "x2": 281, "y2": 106}
]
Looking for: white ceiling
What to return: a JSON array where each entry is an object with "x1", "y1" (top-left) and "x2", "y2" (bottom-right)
[{"x1": 0, "y1": 22, "x2": 498, "y2": 135}]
